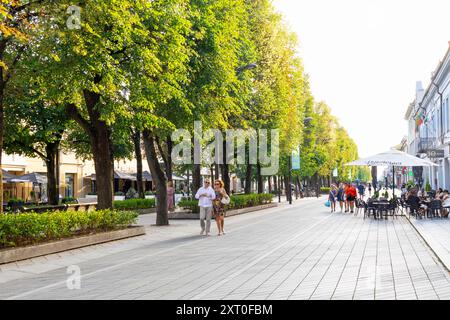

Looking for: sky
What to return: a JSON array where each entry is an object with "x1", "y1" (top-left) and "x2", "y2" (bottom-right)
[{"x1": 273, "y1": 0, "x2": 450, "y2": 158}]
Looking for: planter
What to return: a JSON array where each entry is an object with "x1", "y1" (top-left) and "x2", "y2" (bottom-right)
[
  {"x1": 145, "y1": 195, "x2": 155, "y2": 199},
  {"x1": 86, "y1": 195, "x2": 98, "y2": 200},
  {"x1": 0, "y1": 226, "x2": 146, "y2": 265},
  {"x1": 114, "y1": 196, "x2": 126, "y2": 201}
]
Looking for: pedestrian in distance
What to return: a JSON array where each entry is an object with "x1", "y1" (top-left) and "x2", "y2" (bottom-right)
[
  {"x1": 345, "y1": 183, "x2": 357, "y2": 214},
  {"x1": 195, "y1": 179, "x2": 216, "y2": 236},
  {"x1": 357, "y1": 183, "x2": 365, "y2": 200},
  {"x1": 167, "y1": 180, "x2": 175, "y2": 213},
  {"x1": 344, "y1": 183, "x2": 350, "y2": 212},
  {"x1": 329, "y1": 184, "x2": 337, "y2": 213},
  {"x1": 212, "y1": 179, "x2": 230, "y2": 236},
  {"x1": 337, "y1": 183, "x2": 345, "y2": 212}
]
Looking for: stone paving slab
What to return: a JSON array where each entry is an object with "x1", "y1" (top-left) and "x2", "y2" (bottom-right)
[
  {"x1": 0, "y1": 197, "x2": 449, "y2": 300},
  {"x1": 406, "y1": 216, "x2": 450, "y2": 271}
]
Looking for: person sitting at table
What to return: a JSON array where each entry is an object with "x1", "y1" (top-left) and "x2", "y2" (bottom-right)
[
  {"x1": 406, "y1": 191, "x2": 425, "y2": 217},
  {"x1": 435, "y1": 188, "x2": 443, "y2": 199},
  {"x1": 441, "y1": 190, "x2": 450, "y2": 218}
]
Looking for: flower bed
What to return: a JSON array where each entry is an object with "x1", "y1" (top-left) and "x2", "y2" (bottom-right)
[
  {"x1": 0, "y1": 209, "x2": 138, "y2": 249},
  {"x1": 113, "y1": 198, "x2": 156, "y2": 210},
  {"x1": 178, "y1": 193, "x2": 273, "y2": 213}
]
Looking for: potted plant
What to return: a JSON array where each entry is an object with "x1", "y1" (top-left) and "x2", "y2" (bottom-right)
[
  {"x1": 425, "y1": 181, "x2": 431, "y2": 193},
  {"x1": 125, "y1": 187, "x2": 138, "y2": 199},
  {"x1": 114, "y1": 191, "x2": 125, "y2": 201},
  {"x1": 144, "y1": 191, "x2": 155, "y2": 199}
]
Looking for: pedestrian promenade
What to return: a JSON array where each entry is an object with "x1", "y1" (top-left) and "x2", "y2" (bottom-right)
[
  {"x1": 407, "y1": 217, "x2": 450, "y2": 272},
  {"x1": 1, "y1": 197, "x2": 449, "y2": 300}
]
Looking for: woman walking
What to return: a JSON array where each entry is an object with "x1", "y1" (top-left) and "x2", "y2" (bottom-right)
[
  {"x1": 329, "y1": 185, "x2": 337, "y2": 213},
  {"x1": 167, "y1": 180, "x2": 175, "y2": 213},
  {"x1": 212, "y1": 179, "x2": 230, "y2": 236},
  {"x1": 337, "y1": 183, "x2": 345, "y2": 212}
]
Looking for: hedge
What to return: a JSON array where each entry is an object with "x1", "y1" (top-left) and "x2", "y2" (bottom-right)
[
  {"x1": 0, "y1": 209, "x2": 138, "y2": 249},
  {"x1": 113, "y1": 198, "x2": 156, "y2": 210},
  {"x1": 178, "y1": 193, "x2": 273, "y2": 213},
  {"x1": 320, "y1": 187, "x2": 331, "y2": 194}
]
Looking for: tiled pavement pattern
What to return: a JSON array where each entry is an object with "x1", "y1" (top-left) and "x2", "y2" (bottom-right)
[
  {"x1": 407, "y1": 216, "x2": 450, "y2": 271},
  {"x1": 0, "y1": 197, "x2": 449, "y2": 300}
]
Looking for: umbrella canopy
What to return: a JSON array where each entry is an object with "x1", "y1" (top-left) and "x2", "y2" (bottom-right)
[
  {"x1": 16, "y1": 172, "x2": 48, "y2": 184},
  {"x1": 114, "y1": 170, "x2": 137, "y2": 181},
  {"x1": 172, "y1": 174, "x2": 186, "y2": 181},
  {"x1": 345, "y1": 149, "x2": 438, "y2": 167},
  {"x1": 140, "y1": 171, "x2": 152, "y2": 181},
  {"x1": 2, "y1": 170, "x2": 16, "y2": 183}
]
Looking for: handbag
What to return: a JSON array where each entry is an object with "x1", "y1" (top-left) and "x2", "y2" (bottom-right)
[
  {"x1": 221, "y1": 196, "x2": 230, "y2": 205},
  {"x1": 325, "y1": 200, "x2": 331, "y2": 207}
]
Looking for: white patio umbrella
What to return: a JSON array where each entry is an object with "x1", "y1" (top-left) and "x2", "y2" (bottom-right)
[{"x1": 345, "y1": 149, "x2": 438, "y2": 195}]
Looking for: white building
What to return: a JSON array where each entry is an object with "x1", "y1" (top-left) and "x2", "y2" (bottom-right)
[{"x1": 405, "y1": 43, "x2": 450, "y2": 190}]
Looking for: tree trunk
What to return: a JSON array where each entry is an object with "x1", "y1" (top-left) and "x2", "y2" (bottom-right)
[
  {"x1": 214, "y1": 164, "x2": 219, "y2": 181},
  {"x1": 268, "y1": 176, "x2": 272, "y2": 193},
  {"x1": 371, "y1": 166, "x2": 378, "y2": 192},
  {"x1": 210, "y1": 165, "x2": 214, "y2": 183},
  {"x1": 257, "y1": 162, "x2": 263, "y2": 194},
  {"x1": 0, "y1": 41, "x2": 4, "y2": 214},
  {"x1": 222, "y1": 139, "x2": 230, "y2": 194},
  {"x1": 45, "y1": 142, "x2": 60, "y2": 205},
  {"x1": 133, "y1": 131, "x2": 144, "y2": 199},
  {"x1": 245, "y1": 162, "x2": 252, "y2": 194},
  {"x1": 193, "y1": 164, "x2": 201, "y2": 196},
  {"x1": 166, "y1": 136, "x2": 173, "y2": 182},
  {"x1": 273, "y1": 175, "x2": 278, "y2": 193},
  {"x1": 91, "y1": 128, "x2": 114, "y2": 209},
  {"x1": 143, "y1": 130, "x2": 168, "y2": 226},
  {"x1": 0, "y1": 84, "x2": 3, "y2": 214},
  {"x1": 284, "y1": 175, "x2": 290, "y2": 202},
  {"x1": 66, "y1": 86, "x2": 114, "y2": 210}
]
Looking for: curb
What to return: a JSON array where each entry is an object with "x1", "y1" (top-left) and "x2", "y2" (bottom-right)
[{"x1": 0, "y1": 226, "x2": 146, "y2": 265}]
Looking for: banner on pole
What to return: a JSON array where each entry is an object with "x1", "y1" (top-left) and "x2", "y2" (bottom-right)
[{"x1": 291, "y1": 149, "x2": 300, "y2": 170}]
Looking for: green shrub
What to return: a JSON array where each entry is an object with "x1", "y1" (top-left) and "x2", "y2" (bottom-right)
[
  {"x1": 425, "y1": 181, "x2": 431, "y2": 192},
  {"x1": 178, "y1": 199, "x2": 199, "y2": 213},
  {"x1": 320, "y1": 187, "x2": 331, "y2": 194},
  {"x1": 144, "y1": 191, "x2": 155, "y2": 196},
  {"x1": 178, "y1": 193, "x2": 273, "y2": 213},
  {"x1": 62, "y1": 197, "x2": 77, "y2": 204},
  {"x1": 7, "y1": 198, "x2": 24, "y2": 209},
  {"x1": 0, "y1": 209, "x2": 138, "y2": 249},
  {"x1": 113, "y1": 198, "x2": 155, "y2": 210},
  {"x1": 114, "y1": 191, "x2": 125, "y2": 196}
]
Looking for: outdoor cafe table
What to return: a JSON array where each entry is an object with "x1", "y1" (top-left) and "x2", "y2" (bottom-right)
[{"x1": 370, "y1": 200, "x2": 390, "y2": 220}]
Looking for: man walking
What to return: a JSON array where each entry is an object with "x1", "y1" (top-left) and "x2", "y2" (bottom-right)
[{"x1": 195, "y1": 179, "x2": 215, "y2": 236}]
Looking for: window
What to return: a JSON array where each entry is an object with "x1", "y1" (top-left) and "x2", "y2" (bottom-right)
[{"x1": 443, "y1": 97, "x2": 450, "y2": 133}]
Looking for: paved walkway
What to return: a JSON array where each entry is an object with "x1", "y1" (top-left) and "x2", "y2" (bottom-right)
[
  {"x1": 0, "y1": 197, "x2": 449, "y2": 300},
  {"x1": 407, "y1": 216, "x2": 450, "y2": 271}
]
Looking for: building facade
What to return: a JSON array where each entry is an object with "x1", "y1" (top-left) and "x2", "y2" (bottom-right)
[{"x1": 405, "y1": 43, "x2": 450, "y2": 190}]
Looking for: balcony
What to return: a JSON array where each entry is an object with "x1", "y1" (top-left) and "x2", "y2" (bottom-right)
[{"x1": 417, "y1": 137, "x2": 437, "y2": 154}]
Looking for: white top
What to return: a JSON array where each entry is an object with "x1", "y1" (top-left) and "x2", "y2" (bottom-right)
[{"x1": 195, "y1": 186, "x2": 216, "y2": 208}]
